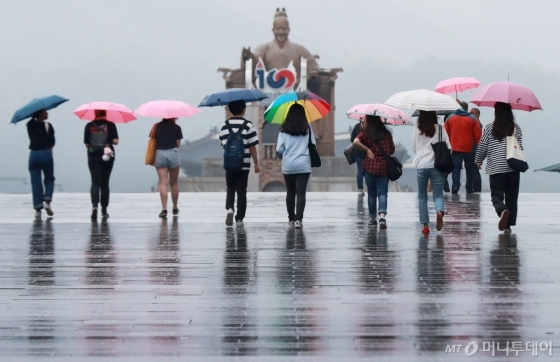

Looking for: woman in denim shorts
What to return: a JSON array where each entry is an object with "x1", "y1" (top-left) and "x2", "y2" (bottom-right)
[{"x1": 152, "y1": 118, "x2": 183, "y2": 217}]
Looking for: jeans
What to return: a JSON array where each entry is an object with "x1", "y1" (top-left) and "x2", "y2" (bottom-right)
[
  {"x1": 416, "y1": 168, "x2": 445, "y2": 224},
  {"x1": 451, "y1": 151, "x2": 476, "y2": 192},
  {"x1": 88, "y1": 159, "x2": 114, "y2": 208},
  {"x1": 489, "y1": 171, "x2": 520, "y2": 226},
  {"x1": 225, "y1": 170, "x2": 249, "y2": 221},
  {"x1": 364, "y1": 171, "x2": 389, "y2": 218},
  {"x1": 29, "y1": 150, "x2": 55, "y2": 210},
  {"x1": 355, "y1": 154, "x2": 364, "y2": 190},
  {"x1": 283, "y1": 173, "x2": 311, "y2": 221},
  {"x1": 471, "y1": 145, "x2": 481, "y2": 192}
]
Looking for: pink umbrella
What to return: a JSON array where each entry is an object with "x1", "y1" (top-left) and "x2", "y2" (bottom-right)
[
  {"x1": 74, "y1": 102, "x2": 136, "y2": 123},
  {"x1": 469, "y1": 82, "x2": 542, "y2": 112},
  {"x1": 434, "y1": 77, "x2": 480, "y2": 97},
  {"x1": 135, "y1": 100, "x2": 202, "y2": 119},
  {"x1": 346, "y1": 103, "x2": 413, "y2": 125}
]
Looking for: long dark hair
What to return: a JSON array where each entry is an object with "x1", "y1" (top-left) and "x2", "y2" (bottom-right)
[
  {"x1": 364, "y1": 115, "x2": 391, "y2": 142},
  {"x1": 281, "y1": 103, "x2": 308, "y2": 136},
  {"x1": 492, "y1": 102, "x2": 515, "y2": 140},
  {"x1": 417, "y1": 110, "x2": 438, "y2": 138}
]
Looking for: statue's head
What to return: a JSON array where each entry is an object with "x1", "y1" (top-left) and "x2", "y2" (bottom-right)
[{"x1": 272, "y1": 8, "x2": 290, "y2": 45}]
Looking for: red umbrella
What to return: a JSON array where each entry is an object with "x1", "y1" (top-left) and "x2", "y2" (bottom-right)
[
  {"x1": 469, "y1": 82, "x2": 542, "y2": 112},
  {"x1": 74, "y1": 102, "x2": 137, "y2": 123}
]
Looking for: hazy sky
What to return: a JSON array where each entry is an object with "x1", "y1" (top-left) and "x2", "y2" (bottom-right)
[{"x1": 2, "y1": 0, "x2": 560, "y2": 193}]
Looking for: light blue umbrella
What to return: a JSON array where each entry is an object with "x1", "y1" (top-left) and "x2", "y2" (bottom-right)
[
  {"x1": 11, "y1": 95, "x2": 69, "y2": 124},
  {"x1": 534, "y1": 163, "x2": 560, "y2": 173},
  {"x1": 198, "y1": 88, "x2": 268, "y2": 107}
]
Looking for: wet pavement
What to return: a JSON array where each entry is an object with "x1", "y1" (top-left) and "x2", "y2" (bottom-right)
[{"x1": 1, "y1": 192, "x2": 559, "y2": 361}]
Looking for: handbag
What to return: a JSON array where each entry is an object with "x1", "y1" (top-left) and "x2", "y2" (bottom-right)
[
  {"x1": 308, "y1": 127, "x2": 321, "y2": 168},
  {"x1": 431, "y1": 125, "x2": 455, "y2": 174},
  {"x1": 145, "y1": 123, "x2": 158, "y2": 166},
  {"x1": 343, "y1": 144, "x2": 356, "y2": 165},
  {"x1": 506, "y1": 127, "x2": 529, "y2": 172},
  {"x1": 373, "y1": 137, "x2": 402, "y2": 181}
]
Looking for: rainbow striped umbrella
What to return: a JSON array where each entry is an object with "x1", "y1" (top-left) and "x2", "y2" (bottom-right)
[{"x1": 264, "y1": 91, "x2": 330, "y2": 124}]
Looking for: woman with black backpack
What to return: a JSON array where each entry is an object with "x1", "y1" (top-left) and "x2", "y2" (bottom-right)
[
  {"x1": 412, "y1": 111, "x2": 451, "y2": 234},
  {"x1": 84, "y1": 109, "x2": 119, "y2": 219},
  {"x1": 352, "y1": 115, "x2": 395, "y2": 228}
]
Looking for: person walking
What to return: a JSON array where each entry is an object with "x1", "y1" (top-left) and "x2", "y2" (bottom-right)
[
  {"x1": 27, "y1": 109, "x2": 55, "y2": 217},
  {"x1": 276, "y1": 103, "x2": 316, "y2": 229},
  {"x1": 151, "y1": 118, "x2": 183, "y2": 218},
  {"x1": 470, "y1": 108, "x2": 483, "y2": 192},
  {"x1": 219, "y1": 100, "x2": 260, "y2": 227},
  {"x1": 475, "y1": 102, "x2": 522, "y2": 233},
  {"x1": 352, "y1": 115, "x2": 395, "y2": 229},
  {"x1": 350, "y1": 120, "x2": 365, "y2": 196},
  {"x1": 84, "y1": 110, "x2": 119, "y2": 219},
  {"x1": 444, "y1": 101, "x2": 482, "y2": 193},
  {"x1": 412, "y1": 111, "x2": 451, "y2": 234}
]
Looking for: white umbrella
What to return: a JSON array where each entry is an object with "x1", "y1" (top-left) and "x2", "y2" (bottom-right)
[{"x1": 384, "y1": 89, "x2": 461, "y2": 111}]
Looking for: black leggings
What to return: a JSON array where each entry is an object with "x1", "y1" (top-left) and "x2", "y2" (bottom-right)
[
  {"x1": 88, "y1": 159, "x2": 114, "y2": 208},
  {"x1": 489, "y1": 171, "x2": 520, "y2": 226},
  {"x1": 283, "y1": 173, "x2": 311, "y2": 221}
]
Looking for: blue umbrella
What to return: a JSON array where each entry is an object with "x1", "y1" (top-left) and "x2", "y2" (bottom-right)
[
  {"x1": 198, "y1": 88, "x2": 268, "y2": 107},
  {"x1": 11, "y1": 95, "x2": 69, "y2": 124}
]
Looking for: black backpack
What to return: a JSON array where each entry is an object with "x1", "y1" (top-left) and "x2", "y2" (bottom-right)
[
  {"x1": 223, "y1": 120, "x2": 248, "y2": 172},
  {"x1": 88, "y1": 121, "x2": 109, "y2": 155},
  {"x1": 431, "y1": 125, "x2": 455, "y2": 174}
]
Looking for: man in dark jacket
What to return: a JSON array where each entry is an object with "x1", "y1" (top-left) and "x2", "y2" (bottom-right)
[
  {"x1": 350, "y1": 120, "x2": 365, "y2": 195},
  {"x1": 470, "y1": 108, "x2": 482, "y2": 192}
]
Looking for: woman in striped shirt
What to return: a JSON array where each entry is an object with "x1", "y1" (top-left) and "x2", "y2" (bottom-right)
[{"x1": 475, "y1": 102, "x2": 523, "y2": 233}]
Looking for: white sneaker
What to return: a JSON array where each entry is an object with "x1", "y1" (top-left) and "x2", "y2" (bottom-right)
[
  {"x1": 289, "y1": 221, "x2": 295, "y2": 227},
  {"x1": 44, "y1": 202, "x2": 53, "y2": 217},
  {"x1": 358, "y1": 189, "x2": 364, "y2": 196},
  {"x1": 294, "y1": 220, "x2": 302, "y2": 229},
  {"x1": 34, "y1": 210, "x2": 42, "y2": 219},
  {"x1": 225, "y1": 209, "x2": 234, "y2": 226},
  {"x1": 236, "y1": 220, "x2": 244, "y2": 227}
]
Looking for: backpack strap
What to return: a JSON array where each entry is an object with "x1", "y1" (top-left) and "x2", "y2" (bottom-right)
[
  {"x1": 226, "y1": 119, "x2": 249, "y2": 134},
  {"x1": 308, "y1": 126, "x2": 313, "y2": 146},
  {"x1": 438, "y1": 124, "x2": 443, "y2": 143},
  {"x1": 372, "y1": 136, "x2": 389, "y2": 158}
]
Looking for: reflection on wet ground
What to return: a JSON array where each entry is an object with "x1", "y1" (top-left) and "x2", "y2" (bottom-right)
[{"x1": 0, "y1": 192, "x2": 560, "y2": 361}]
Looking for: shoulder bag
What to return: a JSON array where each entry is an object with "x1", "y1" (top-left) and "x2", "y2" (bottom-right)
[
  {"x1": 373, "y1": 137, "x2": 402, "y2": 181},
  {"x1": 506, "y1": 127, "x2": 529, "y2": 172},
  {"x1": 145, "y1": 123, "x2": 158, "y2": 165},
  {"x1": 343, "y1": 144, "x2": 356, "y2": 165},
  {"x1": 431, "y1": 125, "x2": 455, "y2": 174},
  {"x1": 308, "y1": 127, "x2": 321, "y2": 168}
]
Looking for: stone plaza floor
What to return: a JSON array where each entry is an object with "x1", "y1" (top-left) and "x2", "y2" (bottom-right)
[{"x1": 0, "y1": 192, "x2": 559, "y2": 361}]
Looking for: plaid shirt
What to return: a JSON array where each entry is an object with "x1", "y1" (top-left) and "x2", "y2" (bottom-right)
[{"x1": 356, "y1": 131, "x2": 396, "y2": 175}]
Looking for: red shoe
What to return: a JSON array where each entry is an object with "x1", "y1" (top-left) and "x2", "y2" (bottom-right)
[
  {"x1": 436, "y1": 212, "x2": 443, "y2": 231},
  {"x1": 422, "y1": 226, "x2": 430, "y2": 234}
]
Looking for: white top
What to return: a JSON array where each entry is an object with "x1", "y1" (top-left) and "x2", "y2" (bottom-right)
[
  {"x1": 411, "y1": 125, "x2": 452, "y2": 169},
  {"x1": 276, "y1": 128, "x2": 316, "y2": 174},
  {"x1": 475, "y1": 123, "x2": 523, "y2": 175}
]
